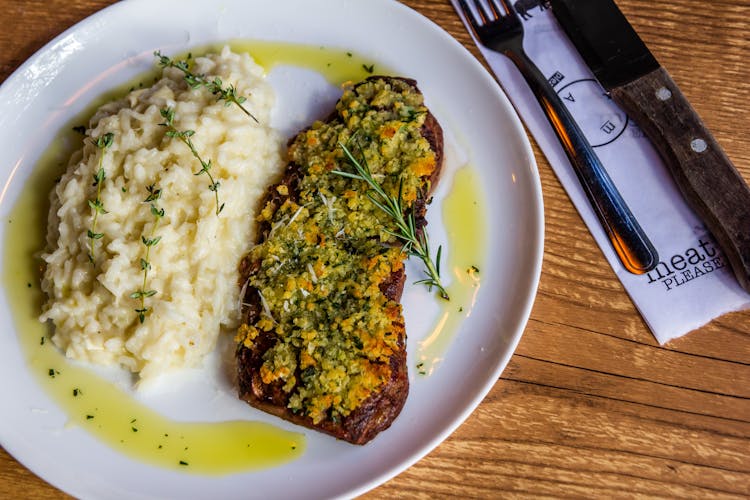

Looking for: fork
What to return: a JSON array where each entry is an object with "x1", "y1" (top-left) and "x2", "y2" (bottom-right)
[{"x1": 458, "y1": 0, "x2": 658, "y2": 274}]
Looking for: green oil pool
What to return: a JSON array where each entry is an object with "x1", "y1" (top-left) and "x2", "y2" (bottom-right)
[{"x1": 416, "y1": 166, "x2": 487, "y2": 376}]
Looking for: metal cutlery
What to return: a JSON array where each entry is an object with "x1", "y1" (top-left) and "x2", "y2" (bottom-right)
[
  {"x1": 457, "y1": 0, "x2": 659, "y2": 274},
  {"x1": 549, "y1": 0, "x2": 750, "y2": 293}
]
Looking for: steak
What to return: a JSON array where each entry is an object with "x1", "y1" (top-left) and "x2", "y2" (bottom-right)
[{"x1": 236, "y1": 76, "x2": 443, "y2": 444}]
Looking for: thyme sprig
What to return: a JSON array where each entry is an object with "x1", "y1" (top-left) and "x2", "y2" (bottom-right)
[
  {"x1": 130, "y1": 184, "x2": 164, "y2": 324},
  {"x1": 159, "y1": 107, "x2": 224, "y2": 215},
  {"x1": 87, "y1": 132, "x2": 115, "y2": 263},
  {"x1": 154, "y1": 51, "x2": 258, "y2": 123},
  {"x1": 333, "y1": 142, "x2": 449, "y2": 300}
]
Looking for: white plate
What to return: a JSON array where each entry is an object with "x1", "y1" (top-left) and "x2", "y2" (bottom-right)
[{"x1": 0, "y1": 0, "x2": 543, "y2": 498}]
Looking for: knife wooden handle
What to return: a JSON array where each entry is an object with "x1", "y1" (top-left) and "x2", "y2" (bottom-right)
[{"x1": 611, "y1": 66, "x2": 750, "y2": 292}]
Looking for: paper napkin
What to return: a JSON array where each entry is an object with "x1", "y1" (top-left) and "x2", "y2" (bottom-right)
[{"x1": 451, "y1": 1, "x2": 750, "y2": 343}]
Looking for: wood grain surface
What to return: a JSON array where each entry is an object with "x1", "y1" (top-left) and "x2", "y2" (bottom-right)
[{"x1": 1, "y1": 0, "x2": 748, "y2": 498}]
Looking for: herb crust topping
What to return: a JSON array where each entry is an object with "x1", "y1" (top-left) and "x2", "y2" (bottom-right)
[{"x1": 237, "y1": 78, "x2": 438, "y2": 424}]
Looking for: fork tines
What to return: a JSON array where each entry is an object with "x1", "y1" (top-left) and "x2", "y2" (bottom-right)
[{"x1": 459, "y1": 0, "x2": 513, "y2": 25}]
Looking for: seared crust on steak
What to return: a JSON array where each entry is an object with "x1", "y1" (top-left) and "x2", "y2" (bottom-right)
[{"x1": 236, "y1": 76, "x2": 443, "y2": 444}]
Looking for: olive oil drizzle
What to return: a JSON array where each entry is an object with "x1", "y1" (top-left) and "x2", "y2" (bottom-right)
[{"x1": 416, "y1": 166, "x2": 487, "y2": 375}]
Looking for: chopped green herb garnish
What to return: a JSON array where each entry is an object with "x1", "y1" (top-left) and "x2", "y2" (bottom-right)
[
  {"x1": 362, "y1": 63, "x2": 374, "y2": 74},
  {"x1": 87, "y1": 132, "x2": 115, "y2": 263},
  {"x1": 333, "y1": 141, "x2": 448, "y2": 299},
  {"x1": 159, "y1": 107, "x2": 224, "y2": 215},
  {"x1": 154, "y1": 51, "x2": 257, "y2": 122},
  {"x1": 131, "y1": 184, "x2": 164, "y2": 323}
]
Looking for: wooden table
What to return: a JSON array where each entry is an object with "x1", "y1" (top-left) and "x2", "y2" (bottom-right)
[{"x1": 1, "y1": 1, "x2": 748, "y2": 497}]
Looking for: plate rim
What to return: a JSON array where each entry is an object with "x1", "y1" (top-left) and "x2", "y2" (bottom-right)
[{"x1": 0, "y1": 0, "x2": 544, "y2": 497}]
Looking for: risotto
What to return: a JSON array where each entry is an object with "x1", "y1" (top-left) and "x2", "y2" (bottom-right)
[{"x1": 39, "y1": 47, "x2": 284, "y2": 380}]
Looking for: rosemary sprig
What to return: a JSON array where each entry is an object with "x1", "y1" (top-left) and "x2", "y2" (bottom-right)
[
  {"x1": 153, "y1": 51, "x2": 258, "y2": 123},
  {"x1": 159, "y1": 107, "x2": 224, "y2": 215},
  {"x1": 130, "y1": 184, "x2": 164, "y2": 324},
  {"x1": 87, "y1": 132, "x2": 115, "y2": 263},
  {"x1": 333, "y1": 142, "x2": 449, "y2": 300}
]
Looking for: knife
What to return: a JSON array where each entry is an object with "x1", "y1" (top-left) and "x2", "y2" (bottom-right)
[{"x1": 549, "y1": 0, "x2": 750, "y2": 293}]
